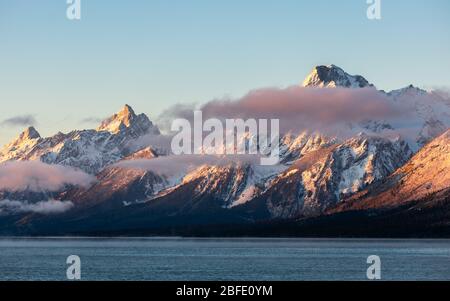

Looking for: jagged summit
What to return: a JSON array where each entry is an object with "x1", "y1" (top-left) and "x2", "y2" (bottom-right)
[
  {"x1": 97, "y1": 104, "x2": 138, "y2": 133},
  {"x1": 96, "y1": 104, "x2": 160, "y2": 136},
  {"x1": 0, "y1": 105, "x2": 161, "y2": 174},
  {"x1": 0, "y1": 126, "x2": 42, "y2": 163},
  {"x1": 120, "y1": 104, "x2": 135, "y2": 118},
  {"x1": 19, "y1": 126, "x2": 41, "y2": 141},
  {"x1": 302, "y1": 64, "x2": 372, "y2": 88},
  {"x1": 3, "y1": 126, "x2": 41, "y2": 148}
]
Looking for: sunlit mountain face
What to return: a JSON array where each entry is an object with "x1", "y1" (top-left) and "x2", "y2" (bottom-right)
[{"x1": 0, "y1": 65, "x2": 449, "y2": 237}]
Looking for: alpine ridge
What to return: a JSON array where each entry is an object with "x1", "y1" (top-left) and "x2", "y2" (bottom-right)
[
  {"x1": 0, "y1": 65, "x2": 449, "y2": 237},
  {"x1": 333, "y1": 129, "x2": 450, "y2": 212},
  {"x1": 0, "y1": 105, "x2": 161, "y2": 174}
]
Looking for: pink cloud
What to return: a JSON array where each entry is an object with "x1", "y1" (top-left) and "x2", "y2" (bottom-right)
[
  {"x1": 156, "y1": 86, "x2": 410, "y2": 136},
  {"x1": 0, "y1": 161, "x2": 96, "y2": 192},
  {"x1": 200, "y1": 86, "x2": 406, "y2": 132}
]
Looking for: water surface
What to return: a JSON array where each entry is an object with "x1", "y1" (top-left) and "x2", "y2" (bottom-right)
[{"x1": 0, "y1": 238, "x2": 449, "y2": 280}]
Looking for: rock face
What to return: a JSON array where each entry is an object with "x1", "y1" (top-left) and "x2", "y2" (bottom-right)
[
  {"x1": 302, "y1": 65, "x2": 372, "y2": 88},
  {"x1": 170, "y1": 162, "x2": 286, "y2": 209},
  {"x1": 256, "y1": 135, "x2": 411, "y2": 218},
  {"x1": 0, "y1": 105, "x2": 161, "y2": 174},
  {"x1": 333, "y1": 129, "x2": 450, "y2": 212},
  {"x1": 279, "y1": 132, "x2": 337, "y2": 163},
  {"x1": 63, "y1": 146, "x2": 166, "y2": 210},
  {"x1": 66, "y1": 165, "x2": 169, "y2": 210},
  {"x1": 87, "y1": 134, "x2": 409, "y2": 221},
  {"x1": 97, "y1": 104, "x2": 160, "y2": 137},
  {"x1": 0, "y1": 126, "x2": 42, "y2": 163}
]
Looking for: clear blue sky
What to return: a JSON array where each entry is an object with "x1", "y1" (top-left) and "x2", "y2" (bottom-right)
[{"x1": 1, "y1": 0, "x2": 449, "y2": 145}]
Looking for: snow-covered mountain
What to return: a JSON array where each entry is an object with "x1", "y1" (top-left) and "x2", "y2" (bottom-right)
[
  {"x1": 333, "y1": 129, "x2": 450, "y2": 212},
  {"x1": 279, "y1": 131, "x2": 338, "y2": 164},
  {"x1": 96, "y1": 133, "x2": 409, "y2": 220},
  {"x1": 302, "y1": 64, "x2": 372, "y2": 88},
  {"x1": 0, "y1": 105, "x2": 160, "y2": 174},
  {"x1": 164, "y1": 162, "x2": 286, "y2": 209},
  {"x1": 37, "y1": 133, "x2": 412, "y2": 231},
  {"x1": 249, "y1": 134, "x2": 411, "y2": 218},
  {"x1": 301, "y1": 65, "x2": 450, "y2": 149},
  {"x1": 386, "y1": 85, "x2": 450, "y2": 147},
  {"x1": 67, "y1": 167, "x2": 169, "y2": 211},
  {"x1": 0, "y1": 64, "x2": 449, "y2": 236}
]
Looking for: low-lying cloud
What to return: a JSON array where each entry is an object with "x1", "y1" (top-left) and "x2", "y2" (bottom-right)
[
  {"x1": 156, "y1": 86, "x2": 410, "y2": 135},
  {"x1": 0, "y1": 199, "x2": 74, "y2": 215},
  {"x1": 0, "y1": 161, "x2": 96, "y2": 192}
]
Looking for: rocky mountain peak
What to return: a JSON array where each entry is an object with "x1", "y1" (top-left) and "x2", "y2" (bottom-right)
[
  {"x1": 302, "y1": 64, "x2": 372, "y2": 88},
  {"x1": 119, "y1": 104, "x2": 136, "y2": 119},
  {"x1": 19, "y1": 126, "x2": 41, "y2": 141},
  {"x1": 97, "y1": 104, "x2": 137, "y2": 134},
  {"x1": 0, "y1": 126, "x2": 41, "y2": 162},
  {"x1": 96, "y1": 104, "x2": 160, "y2": 136}
]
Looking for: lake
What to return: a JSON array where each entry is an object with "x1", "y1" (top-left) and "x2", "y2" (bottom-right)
[{"x1": 0, "y1": 238, "x2": 449, "y2": 281}]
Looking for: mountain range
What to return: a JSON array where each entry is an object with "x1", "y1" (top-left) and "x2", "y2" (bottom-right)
[{"x1": 0, "y1": 64, "x2": 449, "y2": 237}]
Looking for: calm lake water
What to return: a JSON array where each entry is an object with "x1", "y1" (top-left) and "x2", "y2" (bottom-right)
[{"x1": 0, "y1": 238, "x2": 449, "y2": 281}]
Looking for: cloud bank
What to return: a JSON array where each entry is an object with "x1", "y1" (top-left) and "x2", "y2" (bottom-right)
[
  {"x1": 0, "y1": 199, "x2": 74, "y2": 215},
  {"x1": 156, "y1": 86, "x2": 410, "y2": 135},
  {"x1": 0, "y1": 161, "x2": 96, "y2": 192}
]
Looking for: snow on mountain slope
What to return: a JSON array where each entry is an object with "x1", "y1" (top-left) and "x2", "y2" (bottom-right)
[
  {"x1": 140, "y1": 159, "x2": 287, "y2": 210},
  {"x1": 0, "y1": 105, "x2": 161, "y2": 174},
  {"x1": 334, "y1": 129, "x2": 450, "y2": 212},
  {"x1": 1, "y1": 65, "x2": 447, "y2": 226},
  {"x1": 0, "y1": 127, "x2": 41, "y2": 162},
  {"x1": 301, "y1": 66, "x2": 450, "y2": 149},
  {"x1": 279, "y1": 131, "x2": 338, "y2": 163},
  {"x1": 302, "y1": 65, "x2": 372, "y2": 88},
  {"x1": 256, "y1": 134, "x2": 411, "y2": 218},
  {"x1": 179, "y1": 164, "x2": 257, "y2": 208},
  {"x1": 61, "y1": 146, "x2": 169, "y2": 209},
  {"x1": 60, "y1": 154, "x2": 286, "y2": 215},
  {"x1": 122, "y1": 146, "x2": 158, "y2": 160},
  {"x1": 66, "y1": 165, "x2": 169, "y2": 209},
  {"x1": 97, "y1": 104, "x2": 160, "y2": 136},
  {"x1": 386, "y1": 85, "x2": 450, "y2": 148}
]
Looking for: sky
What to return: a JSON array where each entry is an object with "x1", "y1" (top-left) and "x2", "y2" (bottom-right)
[{"x1": 0, "y1": 0, "x2": 449, "y2": 146}]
